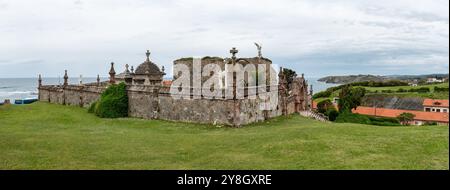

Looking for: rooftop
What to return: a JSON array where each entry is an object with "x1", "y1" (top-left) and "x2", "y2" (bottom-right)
[
  {"x1": 423, "y1": 99, "x2": 449, "y2": 108},
  {"x1": 353, "y1": 106, "x2": 449, "y2": 123}
]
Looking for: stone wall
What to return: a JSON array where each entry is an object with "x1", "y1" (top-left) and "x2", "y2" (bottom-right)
[
  {"x1": 38, "y1": 77, "x2": 309, "y2": 126},
  {"x1": 38, "y1": 84, "x2": 103, "y2": 108}
]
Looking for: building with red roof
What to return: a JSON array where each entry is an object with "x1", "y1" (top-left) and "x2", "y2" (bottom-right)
[
  {"x1": 353, "y1": 106, "x2": 449, "y2": 126},
  {"x1": 423, "y1": 99, "x2": 449, "y2": 113}
]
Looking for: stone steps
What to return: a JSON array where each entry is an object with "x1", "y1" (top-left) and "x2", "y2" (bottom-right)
[{"x1": 299, "y1": 111, "x2": 330, "y2": 123}]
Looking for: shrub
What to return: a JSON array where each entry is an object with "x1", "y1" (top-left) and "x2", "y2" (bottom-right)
[
  {"x1": 317, "y1": 99, "x2": 333, "y2": 114},
  {"x1": 397, "y1": 88, "x2": 406, "y2": 93},
  {"x1": 434, "y1": 86, "x2": 449, "y2": 92},
  {"x1": 335, "y1": 112, "x2": 400, "y2": 126},
  {"x1": 88, "y1": 101, "x2": 97, "y2": 113},
  {"x1": 326, "y1": 109, "x2": 339, "y2": 121},
  {"x1": 92, "y1": 82, "x2": 128, "y2": 118},
  {"x1": 335, "y1": 112, "x2": 371, "y2": 124},
  {"x1": 408, "y1": 87, "x2": 430, "y2": 93}
]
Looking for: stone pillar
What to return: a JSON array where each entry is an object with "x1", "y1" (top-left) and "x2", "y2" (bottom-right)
[
  {"x1": 63, "y1": 70, "x2": 68, "y2": 86},
  {"x1": 229, "y1": 47, "x2": 240, "y2": 126},
  {"x1": 97, "y1": 74, "x2": 100, "y2": 86},
  {"x1": 109, "y1": 62, "x2": 116, "y2": 84},
  {"x1": 38, "y1": 74, "x2": 42, "y2": 100},
  {"x1": 278, "y1": 67, "x2": 288, "y2": 115},
  {"x1": 38, "y1": 74, "x2": 42, "y2": 87}
]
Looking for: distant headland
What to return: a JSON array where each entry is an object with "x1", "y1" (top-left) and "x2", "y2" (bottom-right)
[{"x1": 318, "y1": 74, "x2": 449, "y2": 84}]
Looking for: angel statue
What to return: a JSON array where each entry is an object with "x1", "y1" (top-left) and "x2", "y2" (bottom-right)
[{"x1": 254, "y1": 42, "x2": 262, "y2": 58}]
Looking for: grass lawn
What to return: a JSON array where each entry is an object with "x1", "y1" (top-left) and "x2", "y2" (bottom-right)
[
  {"x1": 0, "y1": 102, "x2": 448, "y2": 170},
  {"x1": 314, "y1": 82, "x2": 449, "y2": 102},
  {"x1": 358, "y1": 82, "x2": 449, "y2": 92}
]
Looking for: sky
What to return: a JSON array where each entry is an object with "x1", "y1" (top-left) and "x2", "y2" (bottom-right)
[{"x1": 0, "y1": 0, "x2": 448, "y2": 78}]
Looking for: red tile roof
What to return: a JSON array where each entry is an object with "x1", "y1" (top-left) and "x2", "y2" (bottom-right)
[
  {"x1": 423, "y1": 99, "x2": 449, "y2": 108},
  {"x1": 162, "y1": 80, "x2": 173, "y2": 87},
  {"x1": 353, "y1": 106, "x2": 449, "y2": 123}
]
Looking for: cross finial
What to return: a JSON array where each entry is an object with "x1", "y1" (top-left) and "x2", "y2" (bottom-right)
[
  {"x1": 146, "y1": 50, "x2": 151, "y2": 62},
  {"x1": 230, "y1": 47, "x2": 238, "y2": 60}
]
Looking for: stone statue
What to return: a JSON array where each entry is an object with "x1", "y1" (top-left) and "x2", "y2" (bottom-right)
[{"x1": 254, "y1": 42, "x2": 262, "y2": 58}]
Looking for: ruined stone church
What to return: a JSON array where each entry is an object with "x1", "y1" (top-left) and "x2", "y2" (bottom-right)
[{"x1": 38, "y1": 46, "x2": 312, "y2": 126}]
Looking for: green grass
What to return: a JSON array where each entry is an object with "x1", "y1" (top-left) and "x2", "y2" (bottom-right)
[
  {"x1": 358, "y1": 82, "x2": 449, "y2": 92},
  {"x1": 0, "y1": 102, "x2": 448, "y2": 169},
  {"x1": 314, "y1": 82, "x2": 449, "y2": 101}
]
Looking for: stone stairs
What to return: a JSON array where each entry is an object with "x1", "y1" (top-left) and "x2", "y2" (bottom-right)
[{"x1": 299, "y1": 110, "x2": 330, "y2": 122}]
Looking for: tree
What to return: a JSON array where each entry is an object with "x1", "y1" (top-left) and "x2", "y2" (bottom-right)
[
  {"x1": 282, "y1": 68, "x2": 297, "y2": 89},
  {"x1": 91, "y1": 82, "x2": 129, "y2": 118},
  {"x1": 338, "y1": 85, "x2": 366, "y2": 113},
  {"x1": 397, "y1": 112, "x2": 415, "y2": 125},
  {"x1": 317, "y1": 99, "x2": 334, "y2": 114}
]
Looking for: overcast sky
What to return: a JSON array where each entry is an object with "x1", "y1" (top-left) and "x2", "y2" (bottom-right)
[{"x1": 0, "y1": 0, "x2": 448, "y2": 78}]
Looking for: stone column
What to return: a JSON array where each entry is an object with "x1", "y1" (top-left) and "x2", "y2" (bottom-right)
[
  {"x1": 38, "y1": 74, "x2": 42, "y2": 100},
  {"x1": 63, "y1": 70, "x2": 68, "y2": 86}
]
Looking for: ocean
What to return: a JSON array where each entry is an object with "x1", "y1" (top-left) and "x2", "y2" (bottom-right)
[{"x1": 0, "y1": 77, "x2": 337, "y2": 104}]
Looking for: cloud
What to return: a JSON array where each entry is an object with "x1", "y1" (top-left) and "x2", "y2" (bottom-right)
[{"x1": 0, "y1": 0, "x2": 448, "y2": 78}]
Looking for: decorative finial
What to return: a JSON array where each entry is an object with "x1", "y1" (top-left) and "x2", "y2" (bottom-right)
[
  {"x1": 125, "y1": 64, "x2": 130, "y2": 73},
  {"x1": 301, "y1": 73, "x2": 304, "y2": 78},
  {"x1": 230, "y1": 47, "x2": 238, "y2": 60},
  {"x1": 161, "y1": 66, "x2": 165, "y2": 72},
  {"x1": 38, "y1": 74, "x2": 42, "y2": 87},
  {"x1": 131, "y1": 66, "x2": 134, "y2": 73},
  {"x1": 63, "y1": 70, "x2": 68, "y2": 86},
  {"x1": 109, "y1": 62, "x2": 116, "y2": 84},
  {"x1": 146, "y1": 50, "x2": 150, "y2": 62}
]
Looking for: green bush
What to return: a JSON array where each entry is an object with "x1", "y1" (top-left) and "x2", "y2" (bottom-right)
[
  {"x1": 317, "y1": 99, "x2": 333, "y2": 114},
  {"x1": 335, "y1": 112, "x2": 400, "y2": 126},
  {"x1": 335, "y1": 112, "x2": 371, "y2": 124},
  {"x1": 408, "y1": 87, "x2": 430, "y2": 93},
  {"x1": 88, "y1": 101, "x2": 97, "y2": 113},
  {"x1": 91, "y1": 83, "x2": 128, "y2": 118},
  {"x1": 434, "y1": 86, "x2": 449, "y2": 92},
  {"x1": 326, "y1": 109, "x2": 339, "y2": 121}
]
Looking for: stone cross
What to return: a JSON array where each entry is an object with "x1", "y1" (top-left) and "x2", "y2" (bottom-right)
[
  {"x1": 146, "y1": 50, "x2": 151, "y2": 62},
  {"x1": 230, "y1": 47, "x2": 238, "y2": 60},
  {"x1": 254, "y1": 43, "x2": 262, "y2": 58}
]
